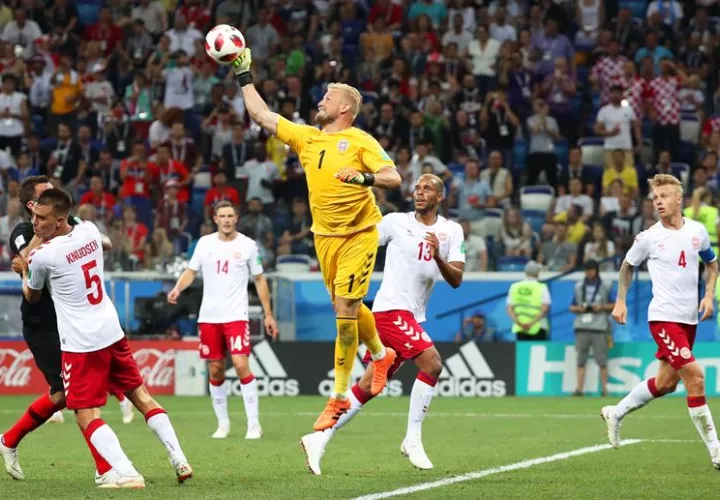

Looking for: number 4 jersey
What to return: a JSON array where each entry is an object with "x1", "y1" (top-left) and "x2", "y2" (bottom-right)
[
  {"x1": 372, "y1": 212, "x2": 465, "y2": 323},
  {"x1": 26, "y1": 221, "x2": 124, "y2": 352},
  {"x1": 625, "y1": 218, "x2": 717, "y2": 325},
  {"x1": 188, "y1": 232, "x2": 263, "y2": 324}
]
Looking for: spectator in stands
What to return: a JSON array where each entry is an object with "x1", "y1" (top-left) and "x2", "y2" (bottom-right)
[
  {"x1": 632, "y1": 198, "x2": 659, "y2": 234},
  {"x1": 558, "y1": 147, "x2": 595, "y2": 197},
  {"x1": 606, "y1": 192, "x2": 637, "y2": 252},
  {"x1": 204, "y1": 171, "x2": 240, "y2": 220},
  {"x1": 168, "y1": 121, "x2": 201, "y2": 173},
  {"x1": 220, "y1": 122, "x2": 251, "y2": 181},
  {"x1": 526, "y1": 98, "x2": 561, "y2": 187},
  {"x1": 480, "y1": 88, "x2": 519, "y2": 169},
  {"x1": 76, "y1": 203, "x2": 107, "y2": 234},
  {"x1": 480, "y1": 151, "x2": 513, "y2": 207},
  {"x1": 646, "y1": 0, "x2": 684, "y2": 30},
  {"x1": 678, "y1": 74, "x2": 705, "y2": 117},
  {"x1": 277, "y1": 197, "x2": 313, "y2": 257},
  {"x1": 443, "y1": 12, "x2": 473, "y2": 52},
  {"x1": 0, "y1": 196, "x2": 19, "y2": 246},
  {"x1": 373, "y1": 187, "x2": 399, "y2": 216},
  {"x1": 153, "y1": 142, "x2": 190, "y2": 203},
  {"x1": 155, "y1": 179, "x2": 188, "y2": 248},
  {"x1": 570, "y1": 259, "x2": 614, "y2": 396},
  {"x1": 590, "y1": 38, "x2": 627, "y2": 107},
  {"x1": 455, "y1": 311, "x2": 495, "y2": 343},
  {"x1": 648, "y1": 58, "x2": 686, "y2": 161},
  {"x1": 410, "y1": 140, "x2": 450, "y2": 184},
  {"x1": 648, "y1": 149, "x2": 678, "y2": 178},
  {"x1": 162, "y1": 50, "x2": 194, "y2": 112},
  {"x1": 563, "y1": 205, "x2": 590, "y2": 246},
  {"x1": 490, "y1": 6, "x2": 517, "y2": 43},
  {"x1": 14, "y1": 152, "x2": 40, "y2": 181},
  {"x1": 238, "y1": 143, "x2": 279, "y2": 211},
  {"x1": 678, "y1": 33, "x2": 709, "y2": 80},
  {"x1": 47, "y1": 122, "x2": 85, "y2": 194},
  {"x1": 540, "y1": 56, "x2": 577, "y2": 143},
  {"x1": 459, "y1": 218, "x2": 488, "y2": 272},
  {"x1": 553, "y1": 178, "x2": 594, "y2": 222},
  {"x1": 451, "y1": 157, "x2": 495, "y2": 220},
  {"x1": 131, "y1": 0, "x2": 167, "y2": 38},
  {"x1": 203, "y1": 104, "x2": 234, "y2": 159},
  {"x1": 603, "y1": 149, "x2": 639, "y2": 198},
  {"x1": 607, "y1": 8, "x2": 642, "y2": 55},
  {"x1": 501, "y1": 51, "x2": 533, "y2": 125},
  {"x1": 468, "y1": 24, "x2": 501, "y2": 99},
  {"x1": 600, "y1": 179, "x2": 628, "y2": 217},
  {"x1": 119, "y1": 141, "x2": 157, "y2": 201},
  {"x1": 76, "y1": 125, "x2": 99, "y2": 172},
  {"x1": 121, "y1": 205, "x2": 148, "y2": 269},
  {"x1": 238, "y1": 197, "x2": 273, "y2": 241},
  {"x1": 634, "y1": 31, "x2": 673, "y2": 75},
  {"x1": 79, "y1": 174, "x2": 116, "y2": 226},
  {"x1": 0, "y1": 73, "x2": 27, "y2": 157},
  {"x1": 532, "y1": 18, "x2": 574, "y2": 79},
  {"x1": 539, "y1": 221, "x2": 577, "y2": 272},
  {"x1": 145, "y1": 227, "x2": 174, "y2": 270},
  {"x1": 584, "y1": 223, "x2": 617, "y2": 271},
  {"x1": 499, "y1": 207, "x2": 532, "y2": 258},
  {"x1": 188, "y1": 221, "x2": 213, "y2": 257},
  {"x1": 166, "y1": 13, "x2": 203, "y2": 55},
  {"x1": 85, "y1": 7, "x2": 123, "y2": 56},
  {"x1": 3, "y1": 8, "x2": 43, "y2": 60},
  {"x1": 149, "y1": 107, "x2": 182, "y2": 150},
  {"x1": 595, "y1": 84, "x2": 641, "y2": 169},
  {"x1": 49, "y1": 53, "x2": 83, "y2": 130}
]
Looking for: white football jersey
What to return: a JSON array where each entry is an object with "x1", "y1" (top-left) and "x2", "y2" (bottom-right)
[
  {"x1": 26, "y1": 221, "x2": 123, "y2": 353},
  {"x1": 188, "y1": 232, "x2": 263, "y2": 323},
  {"x1": 625, "y1": 218, "x2": 715, "y2": 325},
  {"x1": 373, "y1": 212, "x2": 465, "y2": 322}
]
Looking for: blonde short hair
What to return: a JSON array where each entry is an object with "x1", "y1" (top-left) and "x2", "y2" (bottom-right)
[
  {"x1": 648, "y1": 173, "x2": 683, "y2": 195},
  {"x1": 328, "y1": 82, "x2": 362, "y2": 120}
]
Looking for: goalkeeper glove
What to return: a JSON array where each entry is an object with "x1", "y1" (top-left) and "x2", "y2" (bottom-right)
[{"x1": 232, "y1": 48, "x2": 253, "y2": 86}]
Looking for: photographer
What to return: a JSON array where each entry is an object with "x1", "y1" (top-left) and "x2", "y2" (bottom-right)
[{"x1": 569, "y1": 260, "x2": 615, "y2": 396}]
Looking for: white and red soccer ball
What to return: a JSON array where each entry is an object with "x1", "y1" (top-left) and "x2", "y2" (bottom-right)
[{"x1": 205, "y1": 24, "x2": 245, "y2": 65}]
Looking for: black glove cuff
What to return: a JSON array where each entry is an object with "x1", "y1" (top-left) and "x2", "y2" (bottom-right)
[
  {"x1": 236, "y1": 71, "x2": 253, "y2": 87},
  {"x1": 362, "y1": 173, "x2": 375, "y2": 186}
]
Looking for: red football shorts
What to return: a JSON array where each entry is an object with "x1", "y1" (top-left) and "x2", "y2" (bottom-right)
[
  {"x1": 198, "y1": 321, "x2": 250, "y2": 360},
  {"x1": 648, "y1": 321, "x2": 697, "y2": 370},
  {"x1": 362, "y1": 310, "x2": 434, "y2": 378},
  {"x1": 62, "y1": 338, "x2": 144, "y2": 410}
]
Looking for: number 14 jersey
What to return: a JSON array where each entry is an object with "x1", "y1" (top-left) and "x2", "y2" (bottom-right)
[
  {"x1": 625, "y1": 218, "x2": 716, "y2": 325},
  {"x1": 372, "y1": 212, "x2": 465, "y2": 323},
  {"x1": 188, "y1": 232, "x2": 263, "y2": 324}
]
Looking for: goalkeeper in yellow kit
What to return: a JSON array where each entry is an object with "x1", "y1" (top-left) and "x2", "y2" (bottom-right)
[{"x1": 233, "y1": 49, "x2": 401, "y2": 431}]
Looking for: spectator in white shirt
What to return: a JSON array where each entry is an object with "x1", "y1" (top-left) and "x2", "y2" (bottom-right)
[
  {"x1": 2, "y1": 8, "x2": 42, "y2": 59},
  {"x1": 442, "y1": 12, "x2": 473, "y2": 52},
  {"x1": 459, "y1": 218, "x2": 488, "y2": 271},
  {"x1": 165, "y1": 13, "x2": 203, "y2": 56},
  {"x1": 85, "y1": 63, "x2": 115, "y2": 125},
  {"x1": 448, "y1": 0, "x2": 476, "y2": 33},
  {"x1": 243, "y1": 9, "x2": 280, "y2": 63},
  {"x1": 237, "y1": 144, "x2": 279, "y2": 208},
  {"x1": 0, "y1": 74, "x2": 28, "y2": 157},
  {"x1": 489, "y1": 7, "x2": 517, "y2": 44},
  {"x1": 0, "y1": 196, "x2": 20, "y2": 247},
  {"x1": 594, "y1": 84, "x2": 642, "y2": 169},
  {"x1": 132, "y1": 0, "x2": 167, "y2": 37},
  {"x1": 162, "y1": 51, "x2": 194, "y2": 111},
  {"x1": 553, "y1": 177, "x2": 594, "y2": 222},
  {"x1": 468, "y1": 25, "x2": 501, "y2": 97},
  {"x1": 410, "y1": 141, "x2": 451, "y2": 184},
  {"x1": 678, "y1": 74, "x2": 704, "y2": 116},
  {"x1": 646, "y1": 0, "x2": 683, "y2": 30},
  {"x1": 203, "y1": 105, "x2": 235, "y2": 159}
]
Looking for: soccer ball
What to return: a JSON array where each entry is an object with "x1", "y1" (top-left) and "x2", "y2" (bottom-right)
[{"x1": 205, "y1": 24, "x2": 245, "y2": 65}]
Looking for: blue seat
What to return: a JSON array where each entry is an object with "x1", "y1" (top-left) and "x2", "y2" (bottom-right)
[
  {"x1": 522, "y1": 209, "x2": 546, "y2": 234},
  {"x1": 513, "y1": 139, "x2": 527, "y2": 171},
  {"x1": 496, "y1": 256, "x2": 529, "y2": 272}
]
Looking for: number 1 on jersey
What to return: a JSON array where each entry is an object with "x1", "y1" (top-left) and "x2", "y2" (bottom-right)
[
  {"x1": 678, "y1": 250, "x2": 687, "y2": 268},
  {"x1": 317, "y1": 149, "x2": 326, "y2": 169}
]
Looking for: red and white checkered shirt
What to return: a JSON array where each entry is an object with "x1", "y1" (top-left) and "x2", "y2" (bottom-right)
[
  {"x1": 590, "y1": 55, "x2": 628, "y2": 105},
  {"x1": 648, "y1": 76, "x2": 682, "y2": 126},
  {"x1": 621, "y1": 76, "x2": 649, "y2": 122},
  {"x1": 702, "y1": 117, "x2": 720, "y2": 137}
]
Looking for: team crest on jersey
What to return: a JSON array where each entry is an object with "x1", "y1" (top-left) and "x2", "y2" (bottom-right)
[
  {"x1": 692, "y1": 236, "x2": 701, "y2": 249},
  {"x1": 337, "y1": 140, "x2": 349, "y2": 153},
  {"x1": 437, "y1": 232, "x2": 447, "y2": 243},
  {"x1": 233, "y1": 252, "x2": 242, "y2": 259},
  {"x1": 680, "y1": 347, "x2": 692, "y2": 359}
]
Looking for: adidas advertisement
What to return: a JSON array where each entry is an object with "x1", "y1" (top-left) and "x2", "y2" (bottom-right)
[{"x1": 225, "y1": 341, "x2": 515, "y2": 397}]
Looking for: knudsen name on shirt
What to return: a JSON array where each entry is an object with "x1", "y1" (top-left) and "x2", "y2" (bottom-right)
[{"x1": 66, "y1": 240, "x2": 99, "y2": 265}]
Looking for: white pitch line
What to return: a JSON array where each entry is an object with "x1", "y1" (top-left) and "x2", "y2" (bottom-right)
[{"x1": 351, "y1": 439, "x2": 644, "y2": 500}]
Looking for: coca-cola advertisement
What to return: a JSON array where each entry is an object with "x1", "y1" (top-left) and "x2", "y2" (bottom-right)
[{"x1": 0, "y1": 340, "x2": 197, "y2": 395}]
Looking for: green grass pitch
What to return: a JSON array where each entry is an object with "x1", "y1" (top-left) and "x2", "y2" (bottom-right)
[{"x1": 1, "y1": 396, "x2": 718, "y2": 499}]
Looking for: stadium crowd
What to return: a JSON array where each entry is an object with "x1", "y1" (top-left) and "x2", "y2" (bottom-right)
[{"x1": 0, "y1": 0, "x2": 715, "y2": 273}]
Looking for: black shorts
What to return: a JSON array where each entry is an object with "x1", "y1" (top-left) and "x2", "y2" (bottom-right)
[{"x1": 22, "y1": 326, "x2": 63, "y2": 394}]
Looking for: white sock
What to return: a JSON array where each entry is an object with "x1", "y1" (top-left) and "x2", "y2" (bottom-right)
[
  {"x1": 371, "y1": 346, "x2": 387, "y2": 361},
  {"x1": 407, "y1": 375, "x2": 436, "y2": 439},
  {"x1": 689, "y1": 403, "x2": 720, "y2": 453},
  {"x1": 241, "y1": 376, "x2": 259, "y2": 426},
  {"x1": 615, "y1": 378, "x2": 658, "y2": 420},
  {"x1": 88, "y1": 423, "x2": 138, "y2": 477},
  {"x1": 321, "y1": 387, "x2": 366, "y2": 448},
  {"x1": 146, "y1": 411, "x2": 188, "y2": 463},
  {"x1": 209, "y1": 381, "x2": 229, "y2": 426}
]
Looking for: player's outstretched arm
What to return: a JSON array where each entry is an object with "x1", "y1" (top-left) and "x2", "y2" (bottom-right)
[
  {"x1": 232, "y1": 49, "x2": 279, "y2": 136},
  {"x1": 168, "y1": 269, "x2": 197, "y2": 304}
]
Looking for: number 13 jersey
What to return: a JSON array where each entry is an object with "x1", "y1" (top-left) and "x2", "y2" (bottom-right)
[
  {"x1": 188, "y1": 232, "x2": 263, "y2": 324},
  {"x1": 625, "y1": 218, "x2": 716, "y2": 325},
  {"x1": 372, "y1": 212, "x2": 465, "y2": 323}
]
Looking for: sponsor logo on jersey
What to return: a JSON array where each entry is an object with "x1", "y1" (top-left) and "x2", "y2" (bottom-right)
[
  {"x1": 437, "y1": 342, "x2": 507, "y2": 397},
  {"x1": 227, "y1": 340, "x2": 299, "y2": 397}
]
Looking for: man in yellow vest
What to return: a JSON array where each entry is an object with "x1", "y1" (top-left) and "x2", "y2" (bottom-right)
[
  {"x1": 684, "y1": 187, "x2": 719, "y2": 255},
  {"x1": 506, "y1": 261, "x2": 552, "y2": 340}
]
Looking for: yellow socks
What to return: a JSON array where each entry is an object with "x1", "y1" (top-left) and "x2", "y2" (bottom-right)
[
  {"x1": 357, "y1": 304, "x2": 387, "y2": 360},
  {"x1": 333, "y1": 316, "x2": 359, "y2": 397}
]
